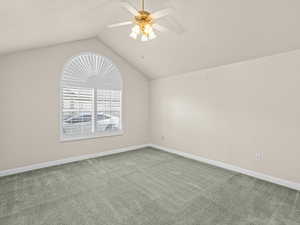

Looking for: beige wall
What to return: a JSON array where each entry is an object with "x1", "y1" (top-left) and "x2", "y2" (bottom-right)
[
  {"x1": 0, "y1": 38, "x2": 149, "y2": 171},
  {"x1": 1, "y1": 37, "x2": 299, "y2": 185},
  {"x1": 150, "y1": 50, "x2": 300, "y2": 184}
]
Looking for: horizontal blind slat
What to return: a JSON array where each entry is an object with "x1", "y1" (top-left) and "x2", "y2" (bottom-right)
[{"x1": 61, "y1": 86, "x2": 94, "y2": 137}]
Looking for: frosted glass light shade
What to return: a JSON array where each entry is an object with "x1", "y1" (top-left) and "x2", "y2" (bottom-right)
[
  {"x1": 132, "y1": 25, "x2": 140, "y2": 33},
  {"x1": 141, "y1": 34, "x2": 148, "y2": 42},
  {"x1": 130, "y1": 31, "x2": 138, "y2": 39},
  {"x1": 149, "y1": 31, "x2": 157, "y2": 40}
]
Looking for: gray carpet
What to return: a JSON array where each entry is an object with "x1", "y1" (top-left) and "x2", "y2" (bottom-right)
[{"x1": 0, "y1": 147, "x2": 299, "y2": 225}]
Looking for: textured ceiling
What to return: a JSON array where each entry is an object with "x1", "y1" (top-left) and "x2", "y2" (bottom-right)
[{"x1": 1, "y1": 0, "x2": 300, "y2": 79}]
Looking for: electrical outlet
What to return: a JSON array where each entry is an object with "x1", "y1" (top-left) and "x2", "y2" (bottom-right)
[
  {"x1": 161, "y1": 135, "x2": 165, "y2": 141},
  {"x1": 255, "y1": 152, "x2": 263, "y2": 160},
  {"x1": 255, "y1": 153, "x2": 260, "y2": 160}
]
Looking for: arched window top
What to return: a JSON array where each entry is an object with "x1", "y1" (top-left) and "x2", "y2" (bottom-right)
[{"x1": 61, "y1": 52, "x2": 122, "y2": 90}]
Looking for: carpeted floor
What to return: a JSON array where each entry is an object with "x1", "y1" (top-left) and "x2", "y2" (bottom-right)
[{"x1": 0, "y1": 147, "x2": 299, "y2": 225}]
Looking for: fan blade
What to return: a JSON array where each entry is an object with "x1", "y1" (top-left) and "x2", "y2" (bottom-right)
[
  {"x1": 121, "y1": 1, "x2": 139, "y2": 16},
  {"x1": 151, "y1": 8, "x2": 172, "y2": 19},
  {"x1": 153, "y1": 23, "x2": 169, "y2": 32},
  {"x1": 163, "y1": 16, "x2": 185, "y2": 34},
  {"x1": 107, "y1": 21, "x2": 133, "y2": 28}
]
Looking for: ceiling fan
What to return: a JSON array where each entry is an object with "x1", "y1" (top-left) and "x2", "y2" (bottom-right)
[{"x1": 107, "y1": 0, "x2": 172, "y2": 41}]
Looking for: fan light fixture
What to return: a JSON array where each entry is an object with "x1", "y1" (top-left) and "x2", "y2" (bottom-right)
[
  {"x1": 108, "y1": 0, "x2": 172, "y2": 42},
  {"x1": 129, "y1": 3, "x2": 156, "y2": 41}
]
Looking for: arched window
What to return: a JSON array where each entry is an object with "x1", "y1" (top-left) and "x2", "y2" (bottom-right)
[{"x1": 60, "y1": 52, "x2": 122, "y2": 141}]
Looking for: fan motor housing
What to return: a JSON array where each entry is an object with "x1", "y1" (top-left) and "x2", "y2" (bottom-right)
[{"x1": 135, "y1": 11, "x2": 153, "y2": 26}]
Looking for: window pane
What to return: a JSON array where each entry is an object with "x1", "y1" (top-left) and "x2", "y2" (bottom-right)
[
  {"x1": 96, "y1": 89, "x2": 121, "y2": 132},
  {"x1": 62, "y1": 87, "x2": 94, "y2": 138},
  {"x1": 60, "y1": 53, "x2": 123, "y2": 140}
]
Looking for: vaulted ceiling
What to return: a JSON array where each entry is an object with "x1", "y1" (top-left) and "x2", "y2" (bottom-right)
[{"x1": 1, "y1": 0, "x2": 300, "y2": 79}]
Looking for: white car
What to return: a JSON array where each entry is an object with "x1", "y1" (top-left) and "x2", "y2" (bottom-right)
[{"x1": 63, "y1": 113, "x2": 120, "y2": 134}]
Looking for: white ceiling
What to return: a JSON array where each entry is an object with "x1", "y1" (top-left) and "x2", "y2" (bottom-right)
[
  {"x1": 1, "y1": 0, "x2": 300, "y2": 79},
  {"x1": 0, "y1": 0, "x2": 119, "y2": 54}
]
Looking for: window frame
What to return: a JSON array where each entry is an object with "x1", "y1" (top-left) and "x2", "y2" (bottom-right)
[{"x1": 59, "y1": 53, "x2": 124, "y2": 142}]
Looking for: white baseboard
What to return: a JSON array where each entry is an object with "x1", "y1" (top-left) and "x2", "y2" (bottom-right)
[
  {"x1": 0, "y1": 144, "x2": 149, "y2": 177},
  {"x1": 2, "y1": 143, "x2": 299, "y2": 191},
  {"x1": 149, "y1": 144, "x2": 300, "y2": 191}
]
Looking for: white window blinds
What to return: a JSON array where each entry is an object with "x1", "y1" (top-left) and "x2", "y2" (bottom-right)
[
  {"x1": 60, "y1": 53, "x2": 122, "y2": 140},
  {"x1": 96, "y1": 89, "x2": 121, "y2": 132},
  {"x1": 62, "y1": 87, "x2": 94, "y2": 138}
]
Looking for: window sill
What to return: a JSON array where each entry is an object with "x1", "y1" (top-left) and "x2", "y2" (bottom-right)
[{"x1": 60, "y1": 130, "x2": 124, "y2": 142}]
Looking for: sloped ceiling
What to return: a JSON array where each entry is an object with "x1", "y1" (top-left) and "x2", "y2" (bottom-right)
[{"x1": 1, "y1": 0, "x2": 300, "y2": 79}]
